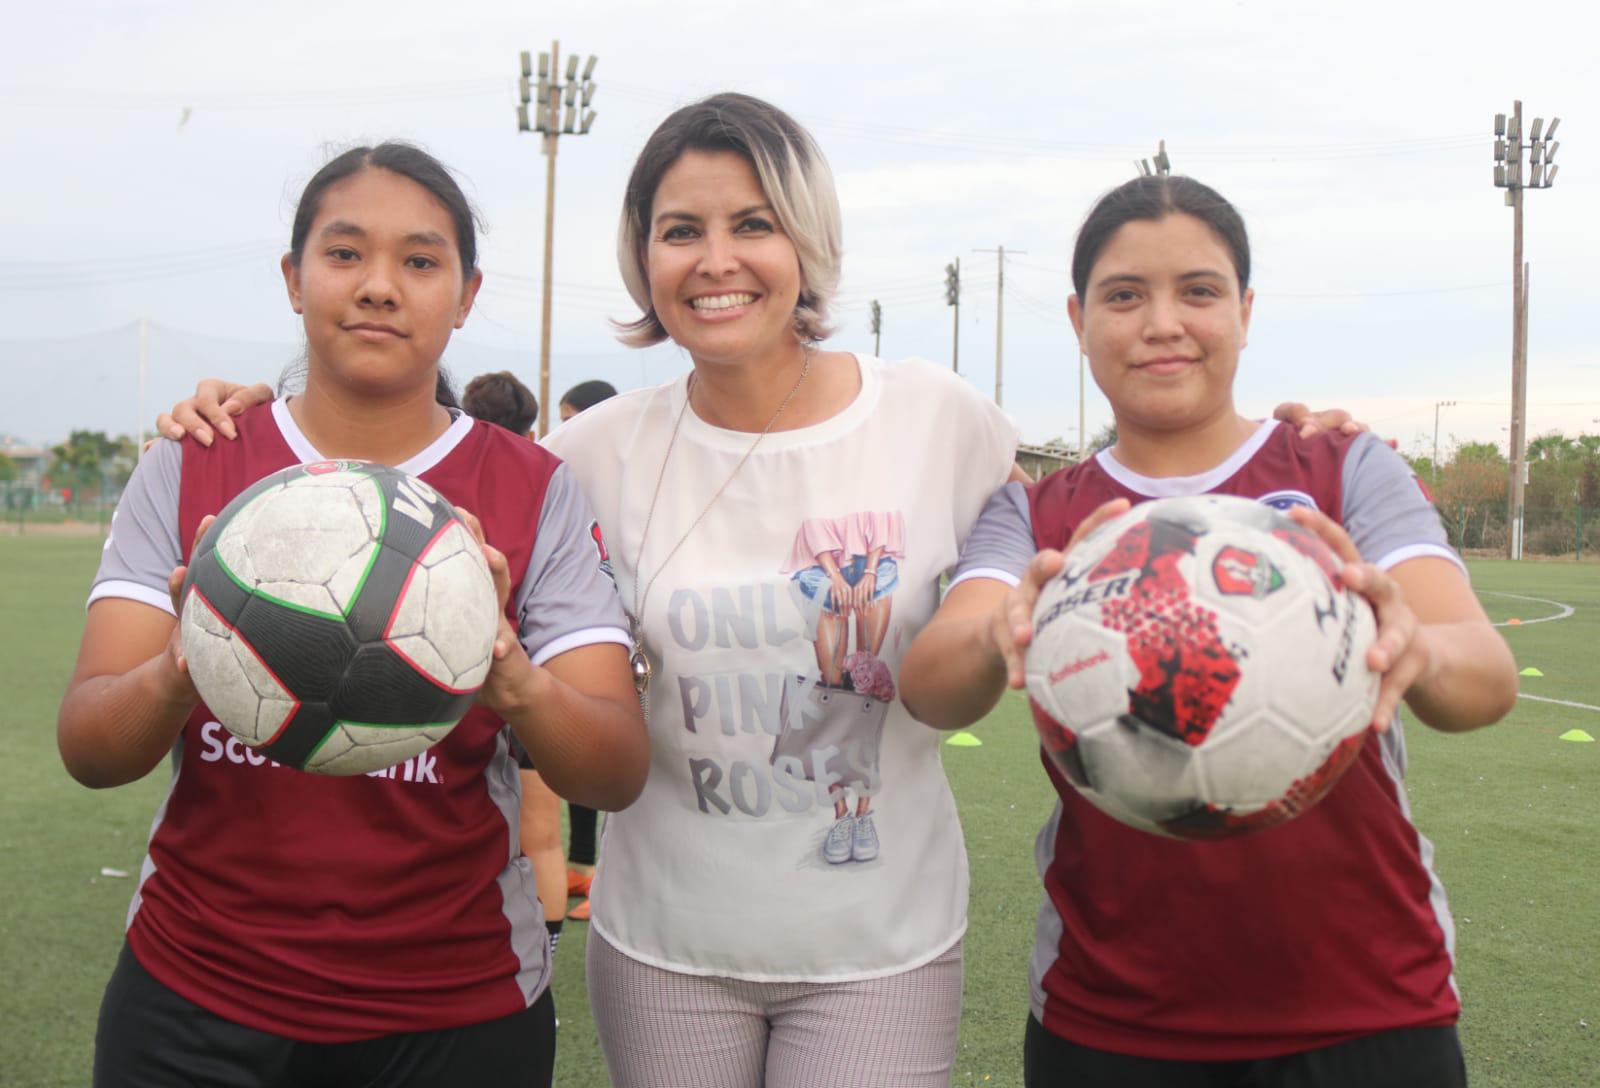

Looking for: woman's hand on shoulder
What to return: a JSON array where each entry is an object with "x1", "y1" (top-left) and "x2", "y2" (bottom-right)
[{"x1": 158, "y1": 380, "x2": 275, "y2": 447}]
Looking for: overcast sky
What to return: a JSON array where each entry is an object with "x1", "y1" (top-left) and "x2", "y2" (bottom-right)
[{"x1": 2, "y1": 0, "x2": 1593, "y2": 458}]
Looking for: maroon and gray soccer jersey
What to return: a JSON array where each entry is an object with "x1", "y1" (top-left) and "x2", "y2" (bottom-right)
[
  {"x1": 89, "y1": 400, "x2": 628, "y2": 1042},
  {"x1": 952, "y1": 421, "x2": 1465, "y2": 1061}
]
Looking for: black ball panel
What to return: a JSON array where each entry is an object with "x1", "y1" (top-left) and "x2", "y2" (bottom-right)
[
  {"x1": 233, "y1": 596, "x2": 359, "y2": 701},
  {"x1": 335, "y1": 643, "x2": 477, "y2": 726},
  {"x1": 258, "y1": 702, "x2": 339, "y2": 769}
]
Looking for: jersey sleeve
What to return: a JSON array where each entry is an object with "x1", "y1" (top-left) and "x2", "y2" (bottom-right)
[
  {"x1": 1340, "y1": 432, "x2": 1466, "y2": 575},
  {"x1": 88, "y1": 439, "x2": 184, "y2": 615},
  {"x1": 513, "y1": 461, "x2": 632, "y2": 665},
  {"x1": 949, "y1": 481, "x2": 1035, "y2": 590}
]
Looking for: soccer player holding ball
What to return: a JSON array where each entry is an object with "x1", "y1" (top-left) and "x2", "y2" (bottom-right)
[
  {"x1": 901, "y1": 176, "x2": 1517, "y2": 1087},
  {"x1": 56, "y1": 144, "x2": 647, "y2": 1087}
]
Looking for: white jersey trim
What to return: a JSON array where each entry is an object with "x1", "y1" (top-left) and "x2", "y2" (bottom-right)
[
  {"x1": 271, "y1": 398, "x2": 475, "y2": 474},
  {"x1": 530, "y1": 626, "x2": 632, "y2": 667},
  {"x1": 89, "y1": 580, "x2": 177, "y2": 616},
  {"x1": 1373, "y1": 543, "x2": 1468, "y2": 577},
  {"x1": 1095, "y1": 419, "x2": 1279, "y2": 497},
  {"x1": 947, "y1": 567, "x2": 1022, "y2": 592}
]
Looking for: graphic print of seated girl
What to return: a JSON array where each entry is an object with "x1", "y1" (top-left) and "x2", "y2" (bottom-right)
[
  {"x1": 783, "y1": 510, "x2": 905, "y2": 697},
  {"x1": 781, "y1": 511, "x2": 905, "y2": 863}
]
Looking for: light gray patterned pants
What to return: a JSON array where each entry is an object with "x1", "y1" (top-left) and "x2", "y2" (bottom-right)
[{"x1": 587, "y1": 929, "x2": 964, "y2": 1088}]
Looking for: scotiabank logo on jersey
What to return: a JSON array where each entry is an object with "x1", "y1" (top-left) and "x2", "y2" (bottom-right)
[{"x1": 194, "y1": 721, "x2": 442, "y2": 784}]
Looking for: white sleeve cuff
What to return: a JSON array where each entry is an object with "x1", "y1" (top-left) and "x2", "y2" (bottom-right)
[
  {"x1": 530, "y1": 626, "x2": 633, "y2": 666},
  {"x1": 87, "y1": 580, "x2": 177, "y2": 617},
  {"x1": 946, "y1": 568, "x2": 1022, "y2": 593},
  {"x1": 1372, "y1": 544, "x2": 1468, "y2": 578}
]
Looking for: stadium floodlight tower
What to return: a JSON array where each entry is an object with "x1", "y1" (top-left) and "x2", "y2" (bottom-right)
[
  {"x1": 518, "y1": 44, "x2": 599, "y2": 436},
  {"x1": 1136, "y1": 139, "x2": 1172, "y2": 178},
  {"x1": 1492, "y1": 101, "x2": 1561, "y2": 559}
]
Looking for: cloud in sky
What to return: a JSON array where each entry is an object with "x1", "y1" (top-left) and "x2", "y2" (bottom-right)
[{"x1": 1, "y1": 0, "x2": 1592, "y2": 454}]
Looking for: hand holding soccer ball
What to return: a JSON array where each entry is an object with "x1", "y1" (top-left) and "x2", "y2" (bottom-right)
[{"x1": 1024, "y1": 495, "x2": 1383, "y2": 839}]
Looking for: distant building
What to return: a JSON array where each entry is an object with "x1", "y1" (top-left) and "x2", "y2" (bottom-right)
[
  {"x1": 1016, "y1": 441, "x2": 1083, "y2": 482},
  {"x1": 0, "y1": 434, "x2": 49, "y2": 491}
]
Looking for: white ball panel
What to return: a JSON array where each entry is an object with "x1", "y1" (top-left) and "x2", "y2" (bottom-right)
[
  {"x1": 326, "y1": 547, "x2": 377, "y2": 615},
  {"x1": 182, "y1": 592, "x2": 268, "y2": 743},
  {"x1": 1024, "y1": 616, "x2": 1132, "y2": 735},
  {"x1": 1195, "y1": 715, "x2": 1319, "y2": 809},
  {"x1": 352, "y1": 475, "x2": 386, "y2": 537},
  {"x1": 241, "y1": 487, "x2": 377, "y2": 588},
  {"x1": 387, "y1": 571, "x2": 429, "y2": 639},
  {"x1": 305, "y1": 723, "x2": 452, "y2": 776},
  {"x1": 1078, "y1": 722, "x2": 1207, "y2": 819},
  {"x1": 389, "y1": 633, "x2": 453, "y2": 686},
  {"x1": 420, "y1": 521, "x2": 470, "y2": 567},
  {"x1": 255, "y1": 580, "x2": 341, "y2": 617},
  {"x1": 421, "y1": 549, "x2": 500, "y2": 683}
]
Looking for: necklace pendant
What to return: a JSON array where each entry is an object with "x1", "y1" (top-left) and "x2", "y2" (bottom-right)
[{"x1": 630, "y1": 648, "x2": 653, "y2": 696}]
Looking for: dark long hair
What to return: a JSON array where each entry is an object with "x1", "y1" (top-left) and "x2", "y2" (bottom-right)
[
  {"x1": 284, "y1": 142, "x2": 481, "y2": 409},
  {"x1": 1071, "y1": 176, "x2": 1250, "y2": 300}
]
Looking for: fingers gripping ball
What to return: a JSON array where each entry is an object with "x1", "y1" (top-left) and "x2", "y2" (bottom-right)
[
  {"x1": 179, "y1": 461, "x2": 500, "y2": 775},
  {"x1": 1024, "y1": 495, "x2": 1379, "y2": 839}
]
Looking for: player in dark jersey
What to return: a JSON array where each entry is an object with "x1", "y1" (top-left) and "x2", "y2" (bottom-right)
[
  {"x1": 57, "y1": 143, "x2": 648, "y2": 1088},
  {"x1": 901, "y1": 175, "x2": 1517, "y2": 1088}
]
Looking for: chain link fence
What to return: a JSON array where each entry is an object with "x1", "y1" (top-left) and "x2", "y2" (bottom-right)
[
  {"x1": 1438, "y1": 503, "x2": 1600, "y2": 560},
  {"x1": 0, "y1": 484, "x2": 117, "y2": 536}
]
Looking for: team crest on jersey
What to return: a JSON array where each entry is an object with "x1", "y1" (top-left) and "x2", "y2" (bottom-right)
[
  {"x1": 305, "y1": 459, "x2": 363, "y2": 475},
  {"x1": 1213, "y1": 546, "x2": 1285, "y2": 598},
  {"x1": 1258, "y1": 489, "x2": 1316, "y2": 512},
  {"x1": 589, "y1": 520, "x2": 614, "y2": 581}
]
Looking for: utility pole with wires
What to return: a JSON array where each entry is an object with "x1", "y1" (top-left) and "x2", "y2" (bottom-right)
[
  {"x1": 975, "y1": 245, "x2": 1025, "y2": 408},
  {"x1": 1432, "y1": 400, "x2": 1457, "y2": 485},
  {"x1": 1492, "y1": 101, "x2": 1561, "y2": 558},
  {"x1": 517, "y1": 43, "x2": 598, "y2": 436},
  {"x1": 869, "y1": 299, "x2": 882, "y2": 357},
  {"x1": 1136, "y1": 140, "x2": 1172, "y2": 177},
  {"x1": 944, "y1": 259, "x2": 960, "y2": 373}
]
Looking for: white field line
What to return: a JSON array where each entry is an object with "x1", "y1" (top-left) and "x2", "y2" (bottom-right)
[
  {"x1": 1517, "y1": 693, "x2": 1600, "y2": 714},
  {"x1": 1477, "y1": 591, "x2": 1576, "y2": 628}
]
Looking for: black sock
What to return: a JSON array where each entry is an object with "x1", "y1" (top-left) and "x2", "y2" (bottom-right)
[
  {"x1": 546, "y1": 918, "x2": 564, "y2": 957},
  {"x1": 568, "y1": 804, "x2": 598, "y2": 866}
]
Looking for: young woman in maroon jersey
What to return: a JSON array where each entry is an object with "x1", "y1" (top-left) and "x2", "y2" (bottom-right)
[
  {"x1": 57, "y1": 143, "x2": 647, "y2": 1088},
  {"x1": 901, "y1": 175, "x2": 1517, "y2": 1088}
]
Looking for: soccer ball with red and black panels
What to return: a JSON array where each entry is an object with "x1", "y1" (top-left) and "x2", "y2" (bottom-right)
[{"x1": 1024, "y1": 494, "x2": 1379, "y2": 839}]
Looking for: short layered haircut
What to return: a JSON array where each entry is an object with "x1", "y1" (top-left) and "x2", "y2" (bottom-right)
[{"x1": 615, "y1": 93, "x2": 842, "y2": 348}]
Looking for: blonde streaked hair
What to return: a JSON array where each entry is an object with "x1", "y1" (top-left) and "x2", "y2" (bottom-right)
[{"x1": 615, "y1": 93, "x2": 842, "y2": 348}]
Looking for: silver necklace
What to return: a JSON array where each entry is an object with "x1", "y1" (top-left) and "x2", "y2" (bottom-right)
[{"x1": 626, "y1": 350, "x2": 813, "y2": 697}]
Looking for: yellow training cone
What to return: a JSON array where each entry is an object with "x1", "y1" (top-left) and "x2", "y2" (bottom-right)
[
  {"x1": 1520, "y1": 667, "x2": 1545, "y2": 677},
  {"x1": 946, "y1": 732, "x2": 984, "y2": 747},
  {"x1": 1558, "y1": 730, "x2": 1594, "y2": 743}
]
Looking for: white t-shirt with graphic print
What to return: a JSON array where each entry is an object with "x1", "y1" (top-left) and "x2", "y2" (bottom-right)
[{"x1": 544, "y1": 355, "x2": 1019, "y2": 982}]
